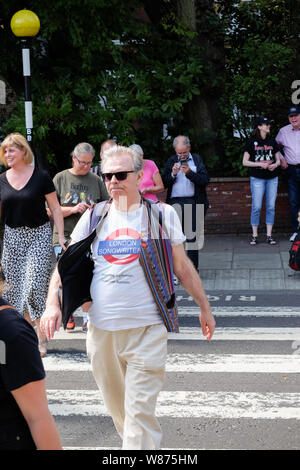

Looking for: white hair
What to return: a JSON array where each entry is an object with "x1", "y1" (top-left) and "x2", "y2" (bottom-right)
[
  {"x1": 101, "y1": 145, "x2": 144, "y2": 173},
  {"x1": 129, "y1": 144, "x2": 144, "y2": 156},
  {"x1": 173, "y1": 135, "x2": 190, "y2": 148},
  {"x1": 73, "y1": 142, "x2": 95, "y2": 158}
]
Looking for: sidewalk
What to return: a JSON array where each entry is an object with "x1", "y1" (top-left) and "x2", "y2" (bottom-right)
[{"x1": 198, "y1": 233, "x2": 300, "y2": 291}]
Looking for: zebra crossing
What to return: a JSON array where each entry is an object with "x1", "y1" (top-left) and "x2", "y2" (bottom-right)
[{"x1": 42, "y1": 304, "x2": 300, "y2": 450}]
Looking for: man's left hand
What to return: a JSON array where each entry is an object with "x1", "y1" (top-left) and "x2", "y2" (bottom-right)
[
  {"x1": 180, "y1": 165, "x2": 191, "y2": 175},
  {"x1": 199, "y1": 310, "x2": 216, "y2": 341},
  {"x1": 40, "y1": 307, "x2": 62, "y2": 341},
  {"x1": 58, "y1": 235, "x2": 67, "y2": 251}
]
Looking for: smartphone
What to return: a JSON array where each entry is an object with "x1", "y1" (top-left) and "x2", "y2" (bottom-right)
[{"x1": 180, "y1": 158, "x2": 188, "y2": 167}]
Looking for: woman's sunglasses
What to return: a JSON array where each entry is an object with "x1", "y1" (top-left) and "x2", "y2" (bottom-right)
[{"x1": 102, "y1": 170, "x2": 135, "y2": 182}]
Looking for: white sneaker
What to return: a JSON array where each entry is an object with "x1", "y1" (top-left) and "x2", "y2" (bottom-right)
[{"x1": 290, "y1": 232, "x2": 298, "y2": 242}]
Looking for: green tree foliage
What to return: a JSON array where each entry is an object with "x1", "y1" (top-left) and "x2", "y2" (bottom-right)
[
  {"x1": 218, "y1": 0, "x2": 299, "y2": 176},
  {"x1": 1, "y1": 0, "x2": 212, "y2": 173},
  {"x1": 0, "y1": 0, "x2": 299, "y2": 176}
]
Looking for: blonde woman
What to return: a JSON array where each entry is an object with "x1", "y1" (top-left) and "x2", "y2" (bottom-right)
[{"x1": 0, "y1": 133, "x2": 65, "y2": 356}]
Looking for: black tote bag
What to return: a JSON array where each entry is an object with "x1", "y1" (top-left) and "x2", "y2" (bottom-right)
[
  {"x1": 57, "y1": 201, "x2": 109, "y2": 328},
  {"x1": 57, "y1": 229, "x2": 97, "y2": 329}
]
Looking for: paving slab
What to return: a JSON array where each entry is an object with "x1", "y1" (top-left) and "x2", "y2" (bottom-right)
[
  {"x1": 249, "y1": 269, "x2": 285, "y2": 290},
  {"x1": 283, "y1": 268, "x2": 300, "y2": 289},
  {"x1": 198, "y1": 269, "x2": 216, "y2": 290},
  {"x1": 198, "y1": 252, "x2": 232, "y2": 269},
  {"x1": 214, "y1": 269, "x2": 250, "y2": 290},
  {"x1": 195, "y1": 233, "x2": 300, "y2": 290},
  {"x1": 233, "y1": 253, "x2": 282, "y2": 269},
  {"x1": 280, "y1": 251, "x2": 290, "y2": 266}
]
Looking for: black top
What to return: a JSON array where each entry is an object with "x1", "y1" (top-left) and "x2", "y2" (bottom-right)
[
  {"x1": 0, "y1": 166, "x2": 55, "y2": 228},
  {"x1": 0, "y1": 297, "x2": 45, "y2": 428},
  {"x1": 244, "y1": 136, "x2": 280, "y2": 179}
]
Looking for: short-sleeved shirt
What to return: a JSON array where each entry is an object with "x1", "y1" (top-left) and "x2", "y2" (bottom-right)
[
  {"x1": 71, "y1": 201, "x2": 185, "y2": 331},
  {"x1": 244, "y1": 136, "x2": 280, "y2": 179},
  {"x1": 52, "y1": 169, "x2": 109, "y2": 245},
  {"x1": 0, "y1": 297, "x2": 45, "y2": 427},
  {"x1": 276, "y1": 124, "x2": 300, "y2": 164},
  {"x1": 139, "y1": 159, "x2": 159, "y2": 201},
  {"x1": 0, "y1": 167, "x2": 55, "y2": 228}
]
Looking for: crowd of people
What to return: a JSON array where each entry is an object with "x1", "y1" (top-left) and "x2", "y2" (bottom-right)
[{"x1": 0, "y1": 104, "x2": 299, "y2": 450}]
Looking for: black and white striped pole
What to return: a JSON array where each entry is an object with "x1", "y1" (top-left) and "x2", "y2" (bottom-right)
[
  {"x1": 11, "y1": 9, "x2": 40, "y2": 151},
  {"x1": 21, "y1": 39, "x2": 33, "y2": 144}
]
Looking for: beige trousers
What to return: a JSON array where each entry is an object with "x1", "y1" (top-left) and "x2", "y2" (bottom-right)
[{"x1": 86, "y1": 323, "x2": 168, "y2": 450}]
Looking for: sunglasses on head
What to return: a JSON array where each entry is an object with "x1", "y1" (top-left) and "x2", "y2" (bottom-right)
[{"x1": 102, "y1": 170, "x2": 135, "y2": 182}]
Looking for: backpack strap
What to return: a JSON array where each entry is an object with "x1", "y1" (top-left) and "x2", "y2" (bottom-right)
[
  {"x1": 89, "y1": 199, "x2": 112, "y2": 233},
  {"x1": 139, "y1": 198, "x2": 178, "y2": 332},
  {"x1": 91, "y1": 197, "x2": 162, "y2": 233},
  {"x1": 0, "y1": 305, "x2": 15, "y2": 312}
]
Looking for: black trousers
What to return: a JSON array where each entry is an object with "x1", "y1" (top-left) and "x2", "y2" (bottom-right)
[
  {"x1": 287, "y1": 166, "x2": 300, "y2": 232},
  {"x1": 169, "y1": 197, "x2": 203, "y2": 271}
]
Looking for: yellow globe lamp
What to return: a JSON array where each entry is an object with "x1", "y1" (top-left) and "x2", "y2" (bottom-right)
[
  {"x1": 10, "y1": 9, "x2": 40, "y2": 38},
  {"x1": 10, "y1": 9, "x2": 40, "y2": 149}
]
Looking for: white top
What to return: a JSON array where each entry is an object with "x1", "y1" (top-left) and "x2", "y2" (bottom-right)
[
  {"x1": 71, "y1": 202, "x2": 185, "y2": 331},
  {"x1": 171, "y1": 153, "x2": 197, "y2": 198}
]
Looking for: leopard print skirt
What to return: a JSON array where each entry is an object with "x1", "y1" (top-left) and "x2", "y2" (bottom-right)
[{"x1": 1, "y1": 222, "x2": 55, "y2": 321}]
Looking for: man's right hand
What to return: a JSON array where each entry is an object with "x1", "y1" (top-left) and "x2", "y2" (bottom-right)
[
  {"x1": 40, "y1": 307, "x2": 62, "y2": 341},
  {"x1": 73, "y1": 202, "x2": 90, "y2": 214},
  {"x1": 280, "y1": 157, "x2": 288, "y2": 169},
  {"x1": 172, "y1": 162, "x2": 180, "y2": 176}
]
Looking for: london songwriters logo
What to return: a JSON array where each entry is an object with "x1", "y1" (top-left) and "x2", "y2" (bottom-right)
[{"x1": 98, "y1": 228, "x2": 141, "y2": 265}]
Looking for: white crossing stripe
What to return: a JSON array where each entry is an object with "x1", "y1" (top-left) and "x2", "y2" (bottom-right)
[
  {"x1": 52, "y1": 327, "x2": 300, "y2": 341},
  {"x1": 45, "y1": 309, "x2": 300, "y2": 449},
  {"x1": 47, "y1": 389, "x2": 300, "y2": 420},
  {"x1": 73, "y1": 306, "x2": 300, "y2": 318},
  {"x1": 43, "y1": 352, "x2": 300, "y2": 373},
  {"x1": 183, "y1": 306, "x2": 300, "y2": 317},
  {"x1": 169, "y1": 327, "x2": 300, "y2": 340}
]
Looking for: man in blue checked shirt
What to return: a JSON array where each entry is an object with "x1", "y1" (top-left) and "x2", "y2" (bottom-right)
[{"x1": 163, "y1": 135, "x2": 210, "y2": 272}]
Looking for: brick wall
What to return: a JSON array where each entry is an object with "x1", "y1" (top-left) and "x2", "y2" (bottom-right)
[
  {"x1": 205, "y1": 177, "x2": 291, "y2": 234},
  {"x1": 158, "y1": 177, "x2": 291, "y2": 234}
]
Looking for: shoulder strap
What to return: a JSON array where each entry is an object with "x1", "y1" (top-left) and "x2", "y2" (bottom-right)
[
  {"x1": 0, "y1": 305, "x2": 15, "y2": 312},
  {"x1": 142, "y1": 197, "x2": 165, "y2": 238},
  {"x1": 89, "y1": 199, "x2": 111, "y2": 233},
  {"x1": 142, "y1": 198, "x2": 172, "y2": 278}
]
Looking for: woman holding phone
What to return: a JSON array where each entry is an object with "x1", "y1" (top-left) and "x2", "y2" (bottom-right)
[{"x1": 243, "y1": 117, "x2": 281, "y2": 245}]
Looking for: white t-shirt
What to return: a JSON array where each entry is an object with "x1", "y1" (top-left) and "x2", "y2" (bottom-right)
[
  {"x1": 71, "y1": 202, "x2": 185, "y2": 331},
  {"x1": 171, "y1": 153, "x2": 197, "y2": 198}
]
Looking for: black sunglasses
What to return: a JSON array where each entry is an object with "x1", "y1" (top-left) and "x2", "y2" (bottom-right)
[{"x1": 102, "y1": 170, "x2": 135, "y2": 182}]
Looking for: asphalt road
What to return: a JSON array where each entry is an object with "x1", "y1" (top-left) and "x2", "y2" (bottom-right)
[{"x1": 42, "y1": 290, "x2": 300, "y2": 452}]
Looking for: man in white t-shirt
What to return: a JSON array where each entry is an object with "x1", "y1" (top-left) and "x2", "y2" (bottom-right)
[{"x1": 40, "y1": 145, "x2": 215, "y2": 450}]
